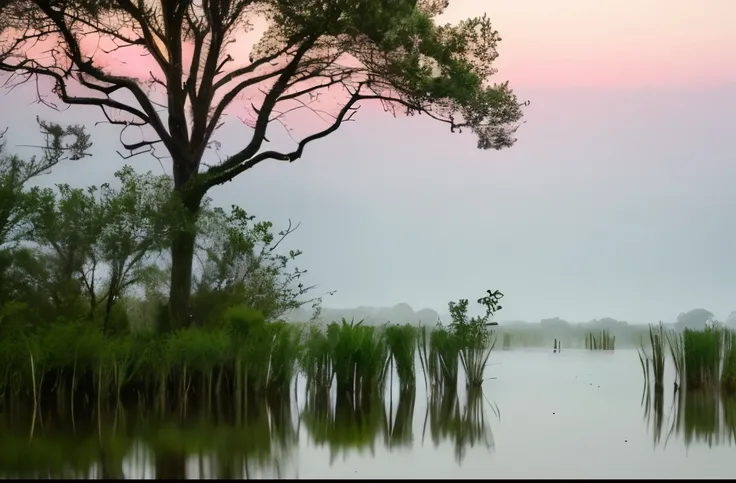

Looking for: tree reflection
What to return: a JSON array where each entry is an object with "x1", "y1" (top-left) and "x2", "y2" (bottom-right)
[{"x1": 0, "y1": 393, "x2": 298, "y2": 479}]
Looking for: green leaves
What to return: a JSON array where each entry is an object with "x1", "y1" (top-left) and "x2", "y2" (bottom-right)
[{"x1": 193, "y1": 204, "x2": 322, "y2": 324}]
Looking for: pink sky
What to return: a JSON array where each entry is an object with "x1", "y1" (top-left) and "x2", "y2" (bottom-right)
[
  {"x1": 55, "y1": 0, "x2": 736, "y2": 95},
  {"x1": 443, "y1": 0, "x2": 736, "y2": 88}
]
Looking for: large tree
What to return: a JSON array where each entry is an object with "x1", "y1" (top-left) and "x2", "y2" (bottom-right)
[{"x1": 0, "y1": 0, "x2": 526, "y2": 328}]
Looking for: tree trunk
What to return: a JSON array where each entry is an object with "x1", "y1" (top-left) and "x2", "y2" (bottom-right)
[
  {"x1": 166, "y1": 190, "x2": 202, "y2": 332},
  {"x1": 102, "y1": 266, "x2": 119, "y2": 333}
]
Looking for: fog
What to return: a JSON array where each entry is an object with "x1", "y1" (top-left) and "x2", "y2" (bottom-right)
[{"x1": 3, "y1": 84, "x2": 736, "y2": 324}]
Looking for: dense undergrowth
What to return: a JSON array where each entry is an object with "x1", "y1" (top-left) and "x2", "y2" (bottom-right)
[{"x1": 0, "y1": 291, "x2": 504, "y2": 415}]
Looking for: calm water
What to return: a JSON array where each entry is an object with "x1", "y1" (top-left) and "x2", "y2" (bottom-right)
[{"x1": 2, "y1": 349, "x2": 736, "y2": 479}]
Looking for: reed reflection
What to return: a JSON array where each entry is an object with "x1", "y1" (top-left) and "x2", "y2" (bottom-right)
[{"x1": 423, "y1": 385, "x2": 495, "y2": 464}]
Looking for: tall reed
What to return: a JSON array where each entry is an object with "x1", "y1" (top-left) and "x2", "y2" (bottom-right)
[
  {"x1": 459, "y1": 331, "x2": 497, "y2": 388},
  {"x1": 665, "y1": 329, "x2": 685, "y2": 391},
  {"x1": 428, "y1": 327, "x2": 460, "y2": 393},
  {"x1": 682, "y1": 327, "x2": 722, "y2": 391},
  {"x1": 384, "y1": 324, "x2": 418, "y2": 391},
  {"x1": 585, "y1": 331, "x2": 615, "y2": 351},
  {"x1": 721, "y1": 329, "x2": 736, "y2": 394},
  {"x1": 639, "y1": 323, "x2": 666, "y2": 390}
]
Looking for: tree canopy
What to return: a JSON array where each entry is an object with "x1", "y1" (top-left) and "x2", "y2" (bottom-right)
[
  {"x1": 0, "y1": 0, "x2": 524, "y2": 186},
  {"x1": 0, "y1": 127, "x2": 323, "y2": 334},
  {"x1": 0, "y1": 0, "x2": 525, "y2": 327}
]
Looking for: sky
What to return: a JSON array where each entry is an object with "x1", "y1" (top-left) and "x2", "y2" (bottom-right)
[{"x1": 2, "y1": 0, "x2": 736, "y2": 324}]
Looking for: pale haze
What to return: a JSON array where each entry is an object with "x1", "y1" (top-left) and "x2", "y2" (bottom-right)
[{"x1": 2, "y1": 0, "x2": 736, "y2": 324}]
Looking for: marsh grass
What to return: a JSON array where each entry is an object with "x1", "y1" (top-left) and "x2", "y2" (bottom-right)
[
  {"x1": 329, "y1": 319, "x2": 390, "y2": 403},
  {"x1": 417, "y1": 326, "x2": 433, "y2": 392},
  {"x1": 300, "y1": 318, "x2": 391, "y2": 404},
  {"x1": 299, "y1": 326, "x2": 333, "y2": 392},
  {"x1": 638, "y1": 323, "x2": 666, "y2": 390},
  {"x1": 428, "y1": 327, "x2": 460, "y2": 392},
  {"x1": 384, "y1": 324, "x2": 418, "y2": 391},
  {"x1": 460, "y1": 331, "x2": 497, "y2": 388},
  {"x1": 720, "y1": 329, "x2": 736, "y2": 394},
  {"x1": 585, "y1": 331, "x2": 615, "y2": 351},
  {"x1": 665, "y1": 329, "x2": 685, "y2": 391},
  {"x1": 682, "y1": 327, "x2": 722, "y2": 391},
  {"x1": 0, "y1": 306, "x2": 302, "y2": 417}
]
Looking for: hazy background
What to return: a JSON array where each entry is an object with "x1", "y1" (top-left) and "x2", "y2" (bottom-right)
[{"x1": 1, "y1": 0, "x2": 736, "y2": 324}]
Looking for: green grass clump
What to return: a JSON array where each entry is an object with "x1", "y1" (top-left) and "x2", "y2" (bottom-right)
[
  {"x1": 427, "y1": 327, "x2": 460, "y2": 393},
  {"x1": 682, "y1": 327, "x2": 722, "y2": 391},
  {"x1": 299, "y1": 319, "x2": 391, "y2": 403},
  {"x1": 384, "y1": 324, "x2": 418, "y2": 391},
  {"x1": 447, "y1": 290, "x2": 503, "y2": 389},
  {"x1": 328, "y1": 319, "x2": 390, "y2": 403},
  {"x1": 0, "y1": 307, "x2": 303, "y2": 416},
  {"x1": 585, "y1": 330, "x2": 615, "y2": 351},
  {"x1": 299, "y1": 326, "x2": 333, "y2": 393},
  {"x1": 459, "y1": 330, "x2": 497, "y2": 389},
  {"x1": 638, "y1": 323, "x2": 666, "y2": 390},
  {"x1": 721, "y1": 329, "x2": 736, "y2": 394}
]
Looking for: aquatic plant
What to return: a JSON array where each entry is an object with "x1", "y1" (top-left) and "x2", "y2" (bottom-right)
[
  {"x1": 299, "y1": 326, "x2": 333, "y2": 392},
  {"x1": 682, "y1": 327, "x2": 722, "y2": 391},
  {"x1": 665, "y1": 329, "x2": 685, "y2": 391},
  {"x1": 450, "y1": 290, "x2": 503, "y2": 388},
  {"x1": 428, "y1": 327, "x2": 460, "y2": 392},
  {"x1": 300, "y1": 318, "x2": 391, "y2": 404},
  {"x1": 585, "y1": 331, "x2": 615, "y2": 351},
  {"x1": 384, "y1": 324, "x2": 418, "y2": 391},
  {"x1": 638, "y1": 323, "x2": 666, "y2": 390},
  {"x1": 0, "y1": 306, "x2": 305, "y2": 418},
  {"x1": 721, "y1": 329, "x2": 736, "y2": 394}
]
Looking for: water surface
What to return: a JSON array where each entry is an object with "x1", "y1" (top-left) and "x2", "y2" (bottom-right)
[{"x1": 2, "y1": 349, "x2": 735, "y2": 478}]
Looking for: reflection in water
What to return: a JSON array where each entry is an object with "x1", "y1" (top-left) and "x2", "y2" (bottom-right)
[
  {"x1": 423, "y1": 386, "x2": 495, "y2": 464},
  {"x1": 1, "y1": 380, "x2": 497, "y2": 478},
  {"x1": 677, "y1": 390, "x2": 721, "y2": 448},
  {"x1": 642, "y1": 384, "x2": 665, "y2": 446},
  {"x1": 300, "y1": 386, "x2": 386, "y2": 465},
  {"x1": 644, "y1": 386, "x2": 736, "y2": 449},
  {"x1": 0, "y1": 393, "x2": 298, "y2": 479},
  {"x1": 385, "y1": 387, "x2": 416, "y2": 448}
]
